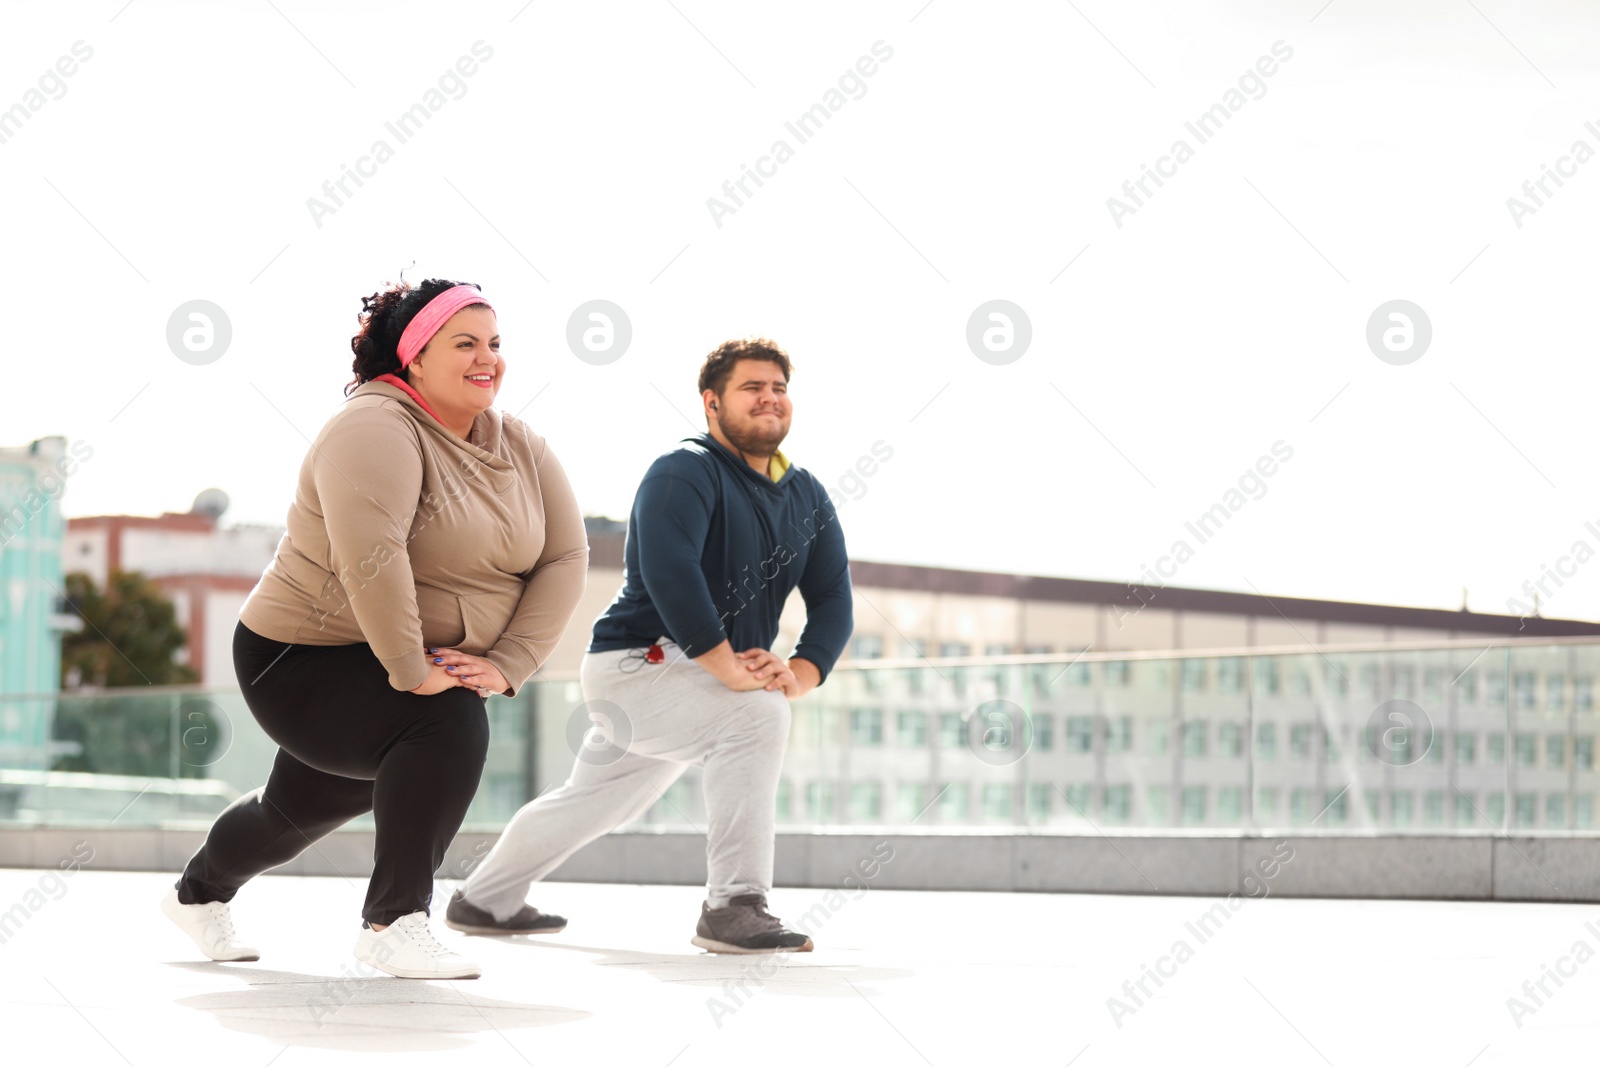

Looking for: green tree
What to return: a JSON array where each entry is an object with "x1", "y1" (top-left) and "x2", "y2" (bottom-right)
[
  {"x1": 60, "y1": 570, "x2": 198, "y2": 688},
  {"x1": 53, "y1": 571, "x2": 210, "y2": 777}
]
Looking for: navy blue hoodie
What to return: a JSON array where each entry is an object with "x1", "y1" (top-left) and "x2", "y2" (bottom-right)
[{"x1": 589, "y1": 433, "x2": 853, "y2": 681}]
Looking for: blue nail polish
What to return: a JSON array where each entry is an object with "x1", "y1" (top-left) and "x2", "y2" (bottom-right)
[
  {"x1": 446, "y1": 666, "x2": 455, "y2": 671},
  {"x1": 433, "y1": 658, "x2": 442, "y2": 663}
]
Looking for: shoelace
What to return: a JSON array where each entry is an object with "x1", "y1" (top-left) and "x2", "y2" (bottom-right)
[
  {"x1": 205, "y1": 902, "x2": 240, "y2": 945},
  {"x1": 392, "y1": 914, "x2": 453, "y2": 959}
]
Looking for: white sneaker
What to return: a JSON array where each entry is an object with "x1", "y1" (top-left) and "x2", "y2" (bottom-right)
[
  {"x1": 353, "y1": 911, "x2": 480, "y2": 979},
  {"x1": 160, "y1": 887, "x2": 260, "y2": 962}
]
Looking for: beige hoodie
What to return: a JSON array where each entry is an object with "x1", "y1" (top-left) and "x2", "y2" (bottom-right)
[{"x1": 238, "y1": 379, "x2": 588, "y2": 696}]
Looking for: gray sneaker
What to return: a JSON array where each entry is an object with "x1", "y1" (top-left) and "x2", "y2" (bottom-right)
[
  {"x1": 443, "y1": 890, "x2": 566, "y2": 936},
  {"x1": 691, "y1": 893, "x2": 814, "y2": 954}
]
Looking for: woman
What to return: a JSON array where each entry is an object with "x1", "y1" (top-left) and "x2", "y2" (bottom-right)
[{"x1": 160, "y1": 278, "x2": 588, "y2": 979}]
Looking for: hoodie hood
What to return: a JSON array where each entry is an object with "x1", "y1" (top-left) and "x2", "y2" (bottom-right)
[
  {"x1": 689, "y1": 432, "x2": 791, "y2": 492},
  {"x1": 352, "y1": 378, "x2": 517, "y2": 495}
]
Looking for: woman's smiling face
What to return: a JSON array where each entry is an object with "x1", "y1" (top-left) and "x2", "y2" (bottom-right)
[{"x1": 409, "y1": 305, "x2": 502, "y2": 434}]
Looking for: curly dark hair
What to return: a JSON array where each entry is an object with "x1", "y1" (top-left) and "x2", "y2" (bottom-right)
[
  {"x1": 696, "y1": 338, "x2": 793, "y2": 399},
  {"x1": 345, "y1": 277, "x2": 486, "y2": 396}
]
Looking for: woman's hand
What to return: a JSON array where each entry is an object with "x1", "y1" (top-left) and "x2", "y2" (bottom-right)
[
  {"x1": 409, "y1": 657, "x2": 464, "y2": 696},
  {"x1": 427, "y1": 646, "x2": 510, "y2": 697}
]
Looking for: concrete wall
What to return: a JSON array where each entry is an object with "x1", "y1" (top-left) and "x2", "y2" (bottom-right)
[{"x1": 6, "y1": 827, "x2": 1598, "y2": 902}]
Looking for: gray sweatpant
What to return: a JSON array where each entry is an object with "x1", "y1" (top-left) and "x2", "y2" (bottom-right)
[{"x1": 460, "y1": 641, "x2": 792, "y2": 919}]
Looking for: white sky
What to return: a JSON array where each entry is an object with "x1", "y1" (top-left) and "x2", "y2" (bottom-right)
[{"x1": 8, "y1": 0, "x2": 1600, "y2": 621}]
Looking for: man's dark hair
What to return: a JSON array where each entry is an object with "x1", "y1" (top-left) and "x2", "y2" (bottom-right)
[{"x1": 697, "y1": 338, "x2": 793, "y2": 398}]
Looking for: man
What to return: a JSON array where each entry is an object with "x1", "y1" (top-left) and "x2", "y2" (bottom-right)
[{"x1": 447, "y1": 338, "x2": 853, "y2": 952}]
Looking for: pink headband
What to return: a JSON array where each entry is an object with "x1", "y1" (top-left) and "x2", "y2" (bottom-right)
[{"x1": 396, "y1": 285, "x2": 495, "y2": 368}]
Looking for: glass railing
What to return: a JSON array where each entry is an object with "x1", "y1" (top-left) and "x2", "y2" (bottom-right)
[{"x1": 5, "y1": 637, "x2": 1599, "y2": 833}]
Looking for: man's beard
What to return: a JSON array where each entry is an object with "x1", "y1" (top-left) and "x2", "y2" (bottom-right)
[{"x1": 720, "y1": 414, "x2": 788, "y2": 456}]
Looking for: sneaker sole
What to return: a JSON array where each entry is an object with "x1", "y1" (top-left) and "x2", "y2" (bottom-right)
[
  {"x1": 159, "y1": 891, "x2": 260, "y2": 962},
  {"x1": 690, "y1": 935, "x2": 814, "y2": 955},
  {"x1": 354, "y1": 950, "x2": 481, "y2": 980},
  {"x1": 444, "y1": 918, "x2": 567, "y2": 937}
]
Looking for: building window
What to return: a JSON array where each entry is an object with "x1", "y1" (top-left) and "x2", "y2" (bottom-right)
[
  {"x1": 1455, "y1": 732, "x2": 1476, "y2": 765},
  {"x1": 1027, "y1": 783, "x2": 1051, "y2": 819},
  {"x1": 1454, "y1": 791, "x2": 1476, "y2": 827},
  {"x1": 1514, "y1": 734, "x2": 1538, "y2": 767},
  {"x1": 849, "y1": 782, "x2": 882, "y2": 820},
  {"x1": 1255, "y1": 659, "x2": 1280, "y2": 695},
  {"x1": 1577, "y1": 795, "x2": 1594, "y2": 829},
  {"x1": 1514, "y1": 793, "x2": 1537, "y2": 827},
  {"x1": 1487, "y1": 673, "x2": 1507, "y2": 705},
  {"x1": 1391, "y1": 792, "x2": 1412, "y2": 827},
  {"x1": 1289, "y1": 788, "x2": 1311, "y2": 825},
  {"x1": 1218, "y1": 787, "x2": 1244, "y2": 823},
  {"x1": 1181, "y1": 786, "x2": 1207, "y2": 825},
  {"x1": 1576, "y1": 736, "x2": 1594, "y2": 770},
  {"x1": 1218, "y1": 722, "x2": 1244, "y2": 757},
  {"x1": 1485, "y1": 793, "x2": 1506, "y2": 828},
  {"x1": 1364, "y1": 789, "x2": 1381, "y2": 822},
  {"x1": 1546, "y1": 793, "x2": 1567, "y2": 828},
  {"x1": 1217, "y1": 658, "x2": 1244, "y2": 693},
  {"x1": 1064, "y1": 782, "x2": 1092, "y2": 817},
  {"x1": 1577, "y1": 677, "x2": 1594, "y2": 712},
  {"x1": 1066, "y1": 716, "x2": 1095, "y2": 755},
  {"x1": 1423, "y1": 731, "x2": 1443, "y2": 763},
  {"x1": 1548, "y1": 674, "x2": 1567, "y2": 711},
  {"x1": 1546, "y1": 736, "x2": 1566, "y2": 770},
  {"x1": 938, "y1": 713, "x2": 964, "y2": 748},
  {"x1": 982, "y1": 784, "x2": 1012, "y2": 820},
  {"x1": 1180, "y1": 660, "x2": 1207, "y2": 692},
  {"x1": 1457, "y1": 671, "x2": 1477, "y2": 703},
  {"x1": 852, "y1": 634, "x2": 884, "y2": 660},
  {"x1": 1146, "y1": 786, "x2": 1170, "y2": 822},
  {"x1": 1102, "y1": 785, "x2": 1130, "y2": 823},
  {"x1": 1255, "y1": 787, "x2": 1279, "y2": 817},
  {"x1": 1487, "y1": 733, "x2": 1506, "y2": 764},
  {"x1": 938, "y1": 783, "x2": 969, "y2": 821},
  {"x1": 776, "y1": 779, "x2": 791, "y2": 819},
  {"x1": 849, "y1": 708, "x2": 883, "y2": 746},
  {"x1": 806, "y1": 780, "x2": 835, "y2": 821},
  {"x1": 1290, "y1": 724, "x2": 1313, "y2": 761},
  {"x1": 1106, "y1": 717, "x2": 1132, "y2": 753},
  {"x1": 895, "y1": 783, "x2": 924, "y2": 821},
  {"x1": 1325, "y1": 728, "x2": 1343, "y2": 764},
  {"x1": 1257, "y1": 723, "x2": 1278, "y2": 761},
  {"x1": 1148, "y1": 720, "x2": 1169, "y2": 757},
  {"x1": 1034, "y1": 714, "x2": 1054, "y2": 752},
  {"x1": 897, "y1": 711, "x2": 927, "y2": 748},
  {"x1": 1182, "y1": 721, "x2": 1207, "y2": 757},
  {"x1": 1320, "y1": 788, "x2": 1348, "y2": 825},
  {"x1": 1514, "y1": 672, "x2": 1537, "y2": 709},
  {"x1": 1104, "y1": 661, "x2": 1131, "y2": 687},
  {"x1": 1424, "y1": 791, "x2": 1445, "y2": 826}
]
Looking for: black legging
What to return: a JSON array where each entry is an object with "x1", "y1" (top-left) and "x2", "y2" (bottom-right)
[{"x1": 176, "y1": 620, "x2": 489, "y2": 925}]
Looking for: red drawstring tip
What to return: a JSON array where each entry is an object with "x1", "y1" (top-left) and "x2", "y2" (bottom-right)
[{"x1": 645, "y1": 644, "x2": 664, "y2": 663}]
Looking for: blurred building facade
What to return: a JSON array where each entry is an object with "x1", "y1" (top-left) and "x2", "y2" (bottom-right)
[
  {"x1": 63, "y1": 490, "x2": 283, "y2": 687},
  {"x1": 0, "y1": 436, "x2": 85, "y2": 768}
]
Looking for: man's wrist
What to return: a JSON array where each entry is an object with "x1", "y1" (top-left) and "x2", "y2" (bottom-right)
[{"x1": 788, "y1": 657, "x2": 822, "y2": 694}]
